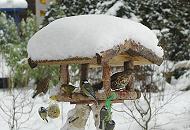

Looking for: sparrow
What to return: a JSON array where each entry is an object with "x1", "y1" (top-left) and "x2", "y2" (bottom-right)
[
  {"x1": 99, "y1": 106, "x2": 109, "y2": 129},
  {"x1": 32, "y1": 75, "x2": 51, "y2": 98},
  {"x1": 105, "y1": 120, "x2": 115, "y2": 130},
  {"x1": 81, "y1": 80, "x2": 97, "y2": 102},
  {"x1": 60, "y1": 84, "x2": 76, "y2": 98},
  {"x1": 38, "y1": 107, "x2": 48, "y2": 122}
]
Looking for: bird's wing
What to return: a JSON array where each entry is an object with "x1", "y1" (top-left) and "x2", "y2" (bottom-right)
[{"x1": 83, "y1": 84, "x2": 96, "y2": 99}]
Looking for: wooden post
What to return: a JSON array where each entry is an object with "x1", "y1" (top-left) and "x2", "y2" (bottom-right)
[
  {"x1": 124, "y1": 60, "x2": 135, "y2": 90},
  {"x1": 102, "y1": 62, "x2": 111, "y2": 97},
  {"x1": 80, "y1": 64, "x2": 89, "y2": 87},
  {"x1": 124, "y1": 60, "x2": 134, "y2": 71},
  {"x1": 60, "y1": 65, "x2": 69, "y2": 84}
]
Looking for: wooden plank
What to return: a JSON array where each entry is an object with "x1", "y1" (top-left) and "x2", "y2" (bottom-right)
[
  {"x1": 32, "y1": 57, "x2": 98, "y2": 65},
  {"x1": 51, "y1": 90, "x2": 141, "y2": 104},
  {"x1": 70, "y1": 100, "x2": 124, "y2": 104}
]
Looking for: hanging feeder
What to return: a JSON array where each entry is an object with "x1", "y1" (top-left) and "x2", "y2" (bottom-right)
[{"x1": 27, "y1": 15, "x2": 163, "y2": 104}]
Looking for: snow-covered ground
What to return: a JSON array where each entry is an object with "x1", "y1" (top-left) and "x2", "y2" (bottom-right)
[
  {"x1": 0, "y1": 61, "x2": 189, "y2": 130},
  {"x1": 0, "y1": 87, "x2": 190, "y2": 130}
]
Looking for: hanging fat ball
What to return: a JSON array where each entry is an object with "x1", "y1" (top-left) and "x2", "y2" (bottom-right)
[
  {"x1": 111, "y1": 71, "x2": 134, "y2": 90},
  {"x1": 38, "y1": 107, "x2": 48, "y2": 122},
  {"x1": 81, "y1": 80, "x2": 98, "y2": 103},
  {"x1": 99, "y1": 106, "x2": 109, "y2": 129},
  {"x1": 47, "y1": 104, "x2": 60, "y2": 119},
  {"x1": 105, "y1": 120, "x2": 115, "y2": 130},
  {"x1": 60, "y1": 84, "x2": 76, "y2": 98},
  {"x1": 32, "y1": 75, "x2": 51, "y2": 98}
]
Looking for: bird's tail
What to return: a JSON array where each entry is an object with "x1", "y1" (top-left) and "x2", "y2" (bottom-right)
[
  {"x1": 32, "y1": 92, "x2": 37, "y2": 98},
  {"x1": 45, "y1": 118, "x2": 48, "y2": 123},
  {"x1": 99, "y1": 120, "x2": 104, "y2": 129}
]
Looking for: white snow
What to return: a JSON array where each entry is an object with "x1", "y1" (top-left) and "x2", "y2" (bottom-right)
[
  {"x1": 27, "y1": 15, "x2": 163, "y2": 61},
  {"x1": 173, "y1": 60, "x2": 190, "y2": 70},
  {"x1": 106, "y1": 1, "x2": 124, "y2": 15},
  {"x1": 0, "y1": 0, "x2": 28, "y2": 9}
]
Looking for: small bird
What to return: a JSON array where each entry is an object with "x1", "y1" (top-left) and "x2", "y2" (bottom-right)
[
  {"x1": 105, "y1": 120, "x2": 115, "y2": 130},
  {"x1": 111, "y1": 71, "x2": 134, "y2": 90},
  {"x1": 92, "y1": 71, "x2": 134, "y2": 91},
  {"x1": 60, "y1": 84, "x2": 76, "y2": 98},
  {"x1": 32, "y1": 75, "x2": 51, "y2": 98},
  {"x1": 81, "y1": 80, "x2": 97, "y2": 102},
  {"x1": 28, "y1": 58, "x2": 37, "y2": 69},
  {"x1": 99, "y1": 106, "x2": 109, "y2": 129},
  {"x1": 38, "y1": 107, "x2": 48, "y2": 122}
]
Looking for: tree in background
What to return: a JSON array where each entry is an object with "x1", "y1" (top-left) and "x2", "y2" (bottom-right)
[
  {"x1": 0, "y1": 13, "x2": 59, "y2": 88},
  {"x1": 0, "y1": 89, "x2": 34, "y2": 130}
]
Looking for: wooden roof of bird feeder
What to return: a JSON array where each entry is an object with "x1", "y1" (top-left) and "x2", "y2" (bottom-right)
[{"x1": 27, "y1": 15, "x2": 163, "y2": 104}]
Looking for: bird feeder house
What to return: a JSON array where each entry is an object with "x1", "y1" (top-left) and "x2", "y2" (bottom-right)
[{"x1": 27, "y1": 15, "x2": 163, "y2": 104}]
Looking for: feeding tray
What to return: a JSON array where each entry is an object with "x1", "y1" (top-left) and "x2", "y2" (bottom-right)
[{"x1": 27, "y1": 15, "x2": 163, "y2": 104}]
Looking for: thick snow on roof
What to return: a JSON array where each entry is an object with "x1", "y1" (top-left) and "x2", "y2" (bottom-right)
[
  {"x1": 0, "y1": 0, "x2": 28, "y2": 9},
  {"x1": 28, "y1": 15, "x2": 163, "y2": 61}
]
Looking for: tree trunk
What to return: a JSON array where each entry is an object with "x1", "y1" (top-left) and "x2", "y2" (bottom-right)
[{"x1": 61, "y1": 104, "x2": 91, "y2": 130}]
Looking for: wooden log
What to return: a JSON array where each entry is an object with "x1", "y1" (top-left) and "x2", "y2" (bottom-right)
[
  {"x1": 60, "y1": 65, "x2": 69, "y2": 84},
  {"x1": 102, "y1": 62, "x2": 111, "y2": 97},
  {"x1": 51, "y1": 90, "x2": 141, "y2": 104}
]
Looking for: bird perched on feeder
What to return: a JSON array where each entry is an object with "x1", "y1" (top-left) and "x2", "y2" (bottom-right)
[
  {"x1": 81, "y1": 80, "x2": 97, "y2": 102},
  {"x1": 60, "y1": 84, "x2": 76, "y2": 98},
  {"x1": 28, "y1": 58, "x2": 37, "y2": 68},
  {"x1": 38, "y1": 107, "x2": 48, "y2": 122},
  {"x1": 32, "y1": 75, "x2": 51, "y2": 98},
  {"x1": 92, "y1": 71, "x2": 134, "y2": 91},
  {"x1": 99, "y1": 106, "x2": 109, "y2": 129},
  {"x1": 111, "y1": 71, "x2": 134, "y2": 90}
]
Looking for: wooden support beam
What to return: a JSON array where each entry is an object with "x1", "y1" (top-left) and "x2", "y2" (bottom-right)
[
  {"x1": 124, "y1": 60, "x2": 135, "y2": 90},
  {"x1": 80, "y1": 64, "x2": 89, "y2": 87},
  {"x1": 51, "y1": 90, "x2": 141, "y2": 104},
  {"x1": 60, "y1": 65, "x2": 69, "y2": 84},
  {"x1": 124, "y1": 60, "x2": 134, "y2": 71},
  {"x1": 102, "y1": 62, "x2": 111, "y2": 97}
]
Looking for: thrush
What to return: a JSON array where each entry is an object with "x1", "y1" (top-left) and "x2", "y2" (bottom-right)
[
  {"x1": 32, "y1": 75, "x2": 51, "y2": 98},
  {"x1": 38, "y1": 107, "x2": 48, "y2": 122},
  {"x1": 111, "y1": 71, "x2": 134, "y2": 90},
  {"x1": 92, "y1": 71, "x2": 134, "y2": 91}
]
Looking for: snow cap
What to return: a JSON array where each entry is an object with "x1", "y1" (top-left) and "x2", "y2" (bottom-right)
[{"x1": 28, "y1": 15, "x2": 163, "y2": 61}]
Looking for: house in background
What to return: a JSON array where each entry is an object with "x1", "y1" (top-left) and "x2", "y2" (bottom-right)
[
  {"x1": 0, "y1": 0, "x2": 53, "y2": 25},
  {"x1": 0, "y1": 0, "x2": 28, "y2": 24},
  {"x1": 0, "y1": 56, "x2": 9, "y2": 89}
]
